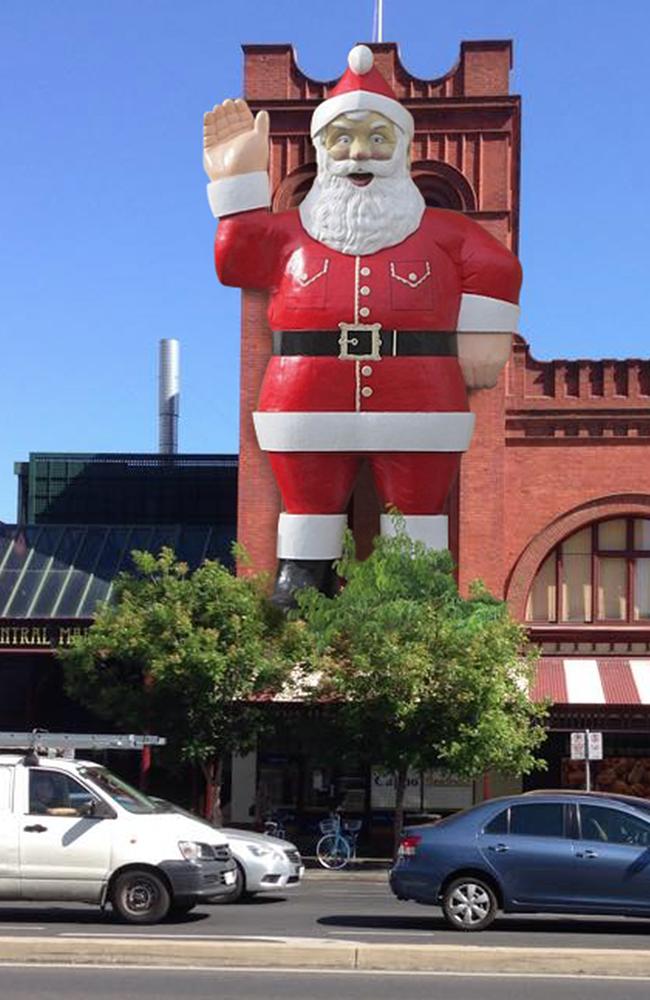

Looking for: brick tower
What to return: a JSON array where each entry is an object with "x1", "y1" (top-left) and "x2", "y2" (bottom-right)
[{"x1": 236, "y1": 40, "x2": 520, "y2": 579}]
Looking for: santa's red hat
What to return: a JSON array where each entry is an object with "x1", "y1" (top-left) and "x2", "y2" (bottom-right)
[{"x1": 310, "y1": 44, "x2": 414, "y2": 139}]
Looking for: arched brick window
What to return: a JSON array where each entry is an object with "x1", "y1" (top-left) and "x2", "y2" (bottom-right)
[
  {"x1": 411, "y1": 161, "x2": 477, "y2": 212},
  {"x1": 526, "y1": 517, "x2": 650, "y2": 624}
]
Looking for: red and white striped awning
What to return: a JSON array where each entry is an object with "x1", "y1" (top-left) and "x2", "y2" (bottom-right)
[{"x1": 532, "y1": 658, "x2": 650, "y2": 705}]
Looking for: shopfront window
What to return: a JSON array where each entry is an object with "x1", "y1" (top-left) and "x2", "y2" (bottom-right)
[{"x1": 526, "y1": 517, "x2": 650, "y2": 623}]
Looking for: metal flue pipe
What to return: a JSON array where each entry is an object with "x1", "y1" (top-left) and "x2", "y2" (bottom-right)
[{"x1": 158, "y1": 338, "x2": 180, "y2": 454}]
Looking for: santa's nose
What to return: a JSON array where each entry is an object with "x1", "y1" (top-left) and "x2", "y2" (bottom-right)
[{"x1": 349, "y1": 140, "x2": 372, "y2": 160}]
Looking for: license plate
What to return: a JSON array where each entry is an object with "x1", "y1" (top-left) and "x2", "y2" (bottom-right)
[
  {"x1": 297, "y1": 865, "x2": 305, "y2": 878},
  {"x1": 224, "y1": 869, "x2": 236, "y2": 885}
]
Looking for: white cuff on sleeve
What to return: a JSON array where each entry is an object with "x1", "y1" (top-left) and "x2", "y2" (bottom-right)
[
  {"x1": 207, "y1": 171, "x2": 271, "y2": 218},
  {"x1": 457, "y1": 293, "x2": 520, "y2": 332}
]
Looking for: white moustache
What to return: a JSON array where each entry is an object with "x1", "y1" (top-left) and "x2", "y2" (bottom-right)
[{"x1": 325, "y1": 157, "x2": 400, "y2": 179}]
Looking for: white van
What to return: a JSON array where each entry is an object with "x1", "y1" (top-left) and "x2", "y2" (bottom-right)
[{"x1": 0, "y1": 741, "x2": 237, "y2": 923}]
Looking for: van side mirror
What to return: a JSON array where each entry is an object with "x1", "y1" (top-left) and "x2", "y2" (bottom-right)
[{"x1": 81, "y1": 799, "x2": 116, "y2": 820}]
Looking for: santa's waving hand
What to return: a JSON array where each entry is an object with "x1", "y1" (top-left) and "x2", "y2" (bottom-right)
[
  {"x1": 204, "y1": 45, "x2": 522, "y2": 611},
  {"x1": 203, "y1": 100, "x2": 269, "y2": 181}
]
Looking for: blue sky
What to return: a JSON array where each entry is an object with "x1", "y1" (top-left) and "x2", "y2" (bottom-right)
[{"x1": 1, "y1": 0, "x2": 648, "y2": 521}]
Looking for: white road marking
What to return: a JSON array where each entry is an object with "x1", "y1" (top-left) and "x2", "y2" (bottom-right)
[
  {"x1": 0, "y1": 926, "x2": 47, "y2": 931},
  {"x1": 326, "y1": 929, "x2": 430, "y2": 937},
  {"x1": 58, "y1": 932, "x2": 289, "y2": 942}
]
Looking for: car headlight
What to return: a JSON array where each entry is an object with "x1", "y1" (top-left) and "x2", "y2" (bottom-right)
[
  {"x1": 245, "y1": 843, "x2": 275, "y2": 858},
  {"x1": 178, "y1": 841, "x2": 215, "y2": 862}
]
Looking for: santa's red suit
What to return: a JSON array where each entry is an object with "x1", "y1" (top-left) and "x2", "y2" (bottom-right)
[{"x1": 207, "y1": 45, "x2": 522, "y2": 572}]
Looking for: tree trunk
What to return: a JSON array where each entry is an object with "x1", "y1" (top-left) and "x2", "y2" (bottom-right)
[
  {"x1": 393, "y1": 764, "x2": 408, "y2": 859},
  {"x1": 201, "y1": 757, "x2": 223, "y2": 826}
]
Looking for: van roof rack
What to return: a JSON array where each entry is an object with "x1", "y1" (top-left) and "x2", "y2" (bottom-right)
[{"x1": 0, "y1": 731, "x2": 166, "y2": 762}]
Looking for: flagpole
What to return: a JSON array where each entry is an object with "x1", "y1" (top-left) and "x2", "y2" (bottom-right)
[{"x1": 376, "y1": 0, "x2": 384, "y2": 42}]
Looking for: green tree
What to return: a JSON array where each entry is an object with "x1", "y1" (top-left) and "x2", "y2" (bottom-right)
[
  {"x1": 59, "y1": 548, "x2": 292, "y2": 822},
  {"x1": 295, "y1": 529, "x2": 548, "y2": 853}
]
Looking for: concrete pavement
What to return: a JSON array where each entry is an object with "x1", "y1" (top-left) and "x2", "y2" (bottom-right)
[{"x1": 2, "y1": 933, "x2": 650, "y2": 977}]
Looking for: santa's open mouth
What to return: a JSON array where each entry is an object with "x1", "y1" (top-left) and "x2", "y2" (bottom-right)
[{"x1": 348, "y1": 173, "x2": 374, "y2": 187}]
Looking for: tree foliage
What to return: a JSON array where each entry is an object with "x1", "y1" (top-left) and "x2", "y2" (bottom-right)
[
  {"x1": 59, "y1": 548, "x2": 293, "y2": 817},
  {"x1": 294, "y1": 528, "x2": 548, "y2": 847}
]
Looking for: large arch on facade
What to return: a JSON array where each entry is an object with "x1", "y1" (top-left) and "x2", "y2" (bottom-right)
[
  {"x1": 506, "y1": 494, "x2": 650, "y2": 621},
  {"x1": 272, "y1": 159, "x2": 477, "y2": 212}
]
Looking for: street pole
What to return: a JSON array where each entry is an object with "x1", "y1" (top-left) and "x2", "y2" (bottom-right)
[{"x1": 585, "y1": 728, "x2": 591, "y2": 791}]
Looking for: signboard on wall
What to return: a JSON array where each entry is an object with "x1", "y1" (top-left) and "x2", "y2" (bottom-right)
[
  {"x1": 371, "y1": 767, "x2": 473, "y2": 811},
  {"x1": 371, "y1": 768, "x2": 421, "y2": 809},
  {"x1": 0, "y1": 620, "x2": 90, "y2": 650}
]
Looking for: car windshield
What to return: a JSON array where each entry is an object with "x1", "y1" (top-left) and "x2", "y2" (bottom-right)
[{"x1": 78, "y1": 766, "x2": 157, "y2": 814}]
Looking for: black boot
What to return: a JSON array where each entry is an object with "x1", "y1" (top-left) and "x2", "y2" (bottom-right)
[{"x1": 271, "y1": 558, "x2": 337, "y2": 612}]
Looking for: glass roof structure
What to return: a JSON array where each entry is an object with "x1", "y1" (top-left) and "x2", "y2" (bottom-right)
[{"x1": 0, "y1": 524, "x2": 233, "y2": 619}]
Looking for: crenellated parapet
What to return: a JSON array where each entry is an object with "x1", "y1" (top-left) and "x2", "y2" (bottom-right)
[
  {"x1": 506, "y1": 336, "x2": 650, "y2": 442},
  {"x1": 243, "y1": 40, "x2": 513, "y2": 101}
]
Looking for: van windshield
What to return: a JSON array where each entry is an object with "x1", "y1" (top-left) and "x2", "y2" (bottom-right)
[{"x1": 78, "y1": 766, "x2": 157, "y2": 814}]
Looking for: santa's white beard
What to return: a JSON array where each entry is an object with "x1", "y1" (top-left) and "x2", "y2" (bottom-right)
[{"x1": 299, "y1": 139, "x2": 426, "y2": 255}]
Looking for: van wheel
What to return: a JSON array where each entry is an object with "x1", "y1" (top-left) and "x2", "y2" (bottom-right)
[
  {"x1": 111, "y1": 869, "x2": 171, "y2": 924},
  {"x1": 442, "y1": 876, "x2": 498, "y2": 931}
]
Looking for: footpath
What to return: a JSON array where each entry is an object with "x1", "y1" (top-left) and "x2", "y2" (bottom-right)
[
  {"x1": 0, "y1": 867, "x2": 649, "y2": 978},
  {"x1": 1, "y1": 933, "x2": 650, "y2": 977}
]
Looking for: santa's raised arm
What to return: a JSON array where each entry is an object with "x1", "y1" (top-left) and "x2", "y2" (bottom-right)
[{"x1": 204, "y1": 45, "x2": 522, "y2": 609}]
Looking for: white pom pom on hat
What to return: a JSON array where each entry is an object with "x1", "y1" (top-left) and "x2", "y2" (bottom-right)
[
  {"x1": 310, "y1": 44, "x2": 414, "y2": 139},
  {"x1": 348, "y1": 44, "x2": 374, "y2": 75}
]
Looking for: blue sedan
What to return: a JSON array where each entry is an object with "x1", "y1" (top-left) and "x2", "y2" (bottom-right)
[{"x1": 390, "y1": 790, "x2": 650, "y2": 931}]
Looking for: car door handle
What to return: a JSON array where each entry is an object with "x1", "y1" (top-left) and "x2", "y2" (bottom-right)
[
  {"x1": 489, "y1": 843, "x2": 510, "y2": 853},
  {"x1": 575, "y1": 849, "x2": 599, "y2": 859},
  {"x1": 23, "y1": 824, "x2": 47, "y2": 833}
]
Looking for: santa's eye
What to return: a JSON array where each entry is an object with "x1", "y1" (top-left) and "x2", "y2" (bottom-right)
[
  {"x1": 335, "y1": 135, "x2": 351, "y2": 145},
  {"x1": 371, "y1": 134, "x2": 385, "y2": 143}
]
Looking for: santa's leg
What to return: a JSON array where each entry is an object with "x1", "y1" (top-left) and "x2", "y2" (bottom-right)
[
  {"x1": 369, "y1": 452, "x2": 462, "y2": 550},
  {"x1": 267, "y1": 452, "x2": 361, "y2": 608}
]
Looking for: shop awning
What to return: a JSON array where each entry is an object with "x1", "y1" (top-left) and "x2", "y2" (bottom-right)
[{"x1": 532, "y1": 658, "x2": 650, "y2": 705}]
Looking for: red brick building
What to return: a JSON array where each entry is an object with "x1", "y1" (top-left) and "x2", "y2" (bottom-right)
[{"x1": 233, "y1": 40, "x2": 650, "y2": 812}]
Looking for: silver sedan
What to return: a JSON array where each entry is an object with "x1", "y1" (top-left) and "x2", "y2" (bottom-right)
[
  {"x1": 217, "y1": 826, "x2": 304, "y2": 902},
  {"x1": 150, "y1": 798, "x2": 303, "y2": 903}
]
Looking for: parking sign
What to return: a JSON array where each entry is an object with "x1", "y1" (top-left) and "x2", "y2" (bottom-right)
[{"x1": 570, "y1": 731, "x2": 603, "y2": 760}]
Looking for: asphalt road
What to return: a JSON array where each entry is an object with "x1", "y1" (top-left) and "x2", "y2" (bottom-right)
[
  {"x1": 1, "y1": 875, "x2": 650, "y2": 950},
  {"x1": 2, "y1": 966, "x2": 650, "y2": 1000}
]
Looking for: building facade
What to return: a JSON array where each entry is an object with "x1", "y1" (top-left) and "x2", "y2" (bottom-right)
[
  {"x1": 232, "y1": 40, "x2": 650, "y2": 820},
  {"x1": 0, "y1": 453, "x2": 238, "y2": 732}
]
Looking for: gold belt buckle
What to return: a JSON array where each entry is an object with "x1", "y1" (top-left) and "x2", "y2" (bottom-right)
[{"x1": 337, "y1": 323, "x2": 382, "y2": 361}]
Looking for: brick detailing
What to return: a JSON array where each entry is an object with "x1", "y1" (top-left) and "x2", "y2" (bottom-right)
[
  {"x1": 243, "y1": 40, "x2": 513, "y2": 102},
  {"x1": 506, "y1": 337, "x2": 650, "y2": 441}
]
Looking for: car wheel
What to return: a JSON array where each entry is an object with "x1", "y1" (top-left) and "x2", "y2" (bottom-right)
[
  {"x1": 442, "y1": 876, "x2": 498, "y2": 931},
  {"x1": 111, "y1": 868, "x2": 171, "y2": 924},
  {"x1": 212, "y1": 861, "x2": 245, "y2": 904}
]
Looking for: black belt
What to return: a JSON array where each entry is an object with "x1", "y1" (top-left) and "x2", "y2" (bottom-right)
[{"x1": 272, "y1": 325, "x2": 457, "y2": 360}]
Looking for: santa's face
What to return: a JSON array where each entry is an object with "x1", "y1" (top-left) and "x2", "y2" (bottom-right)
[
  {"x1": 322, "y1": 113, "x2": 399, "y2": 179},
  {"x1": 299, "y1": 110, "x2": 425, "y2": 255}
]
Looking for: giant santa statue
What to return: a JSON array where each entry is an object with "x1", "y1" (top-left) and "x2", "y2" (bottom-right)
[{"x1": 204, "y1": 44, "x2": 522, "y2": 609}]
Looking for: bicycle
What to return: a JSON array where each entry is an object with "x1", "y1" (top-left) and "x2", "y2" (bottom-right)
[
  {"x1": 316, "y1": 812, "x2": 362, "y2": 870},
  {"x1": 263, "y1": 810, "x2": 289, "y2": 839}
]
